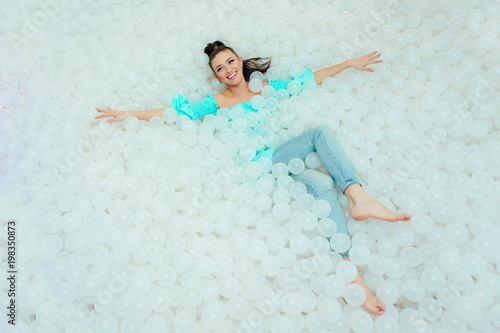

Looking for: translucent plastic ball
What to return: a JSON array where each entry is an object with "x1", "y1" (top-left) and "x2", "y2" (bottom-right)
[
  {"x1": 173, "y1": 312, "x2": 195, "y2": 332},
  {"x1": 317, "y1": 218, "x2": 337, "y2": 237},
  {"x1": 263, "y1": 231, "x2": 286, "y2": 251},
  {"x1": 272, "y1": 317, "x2": 294, "y2": 333},
  {"x1": 451, "y1": 296, "x2": 479, "y2": 322},
  {"x1": 124, "y1": 116, "x2": 140, "y2": 131},
  {"x1": 281, "y1": 291, "x2": 304, "y2": 315},
  {"x1": 490, "y1": 304, "x2": 500, "y2": 327},
  {"x1": 376, "y1": 237, "x2": 398, "y2": 257},
  {"x1": 288, "y1": 158, "x2": 305, "y2": 175},
  {"x1": 305, "y1": 152, "x2": 321, "y2": 169},
  {"x1": 374, "y1": 315, "x2": 399, "y2": 333},
  {"x1": 227, "y1": 296, "x2": 249, "y2": 320},
  {"x1": 438, "y1": 250, "x2": 463, "y2": 273},
  {"x1": 462, "y1": 253, "x2": 486, "y2": 275},
  {"x1": 367, "y1": 254, "x2": 387, "y2": 275},
  {"x1": 312, "y1": 200, "x2": 331, "y2": 218},
  {"x1": 330, "y1": 234, "x2": 351, "y2": 254},
  {"x1": 248, "y1": 240, "x2": 269, "y2": 261},
  {"x1": 445, "y1": 223, "x2": 469, "y2": 244},
  {"x1": 256, "y1": 177, "x2": 274, "y2": 194},
  {"x1": 261, "y1": 255, "x2": 281, "y2": 277},
  {"x1": 376, "y1": 281, "x2": 399, "y2": 305},
  {"x1": 393, "y1": 227, "x2": 415, "y2": 247},
  {"x1": 95, "y1": 314, "x2": 120, "y2": 333},
  {"x1": 402, "y1": 278, "x2": 425, "y2": 302},
  {"x1": 336, "y1": 260, "x2": 358, "y2": 282},
  {"x1": 420, "y1": 268, "x2": 445, "y2": 292},
  {"x1": 250, "y1": 70, "x2": 265, "y2": 81},
  {"x1": 249, "y1": 78, "x2": 263, "y2": 93},
  {"x1": 348, "y1": 244, "x2": 371, "y2": 266},
  {"x1": 349, "y1": 311, "x2": 374, "y2": 333},
  {"x1": 255, "y1": 194, "x2": 272, "y2": 212},
  {"x1": 400, "y1": 246, "x2": 422, "y2": 267},
  {"x1": 266, "y1": 67, "x2": 280, "y2": 81},
  {"x1": 273, "y1": 189, "x2": 291, "y2": 204},
  {"x1": 446, "y1": 48, "x2": 463, "y2": 64},
  {"x1": 261, "y1": 85, "x2": 276, "y2": 99},
  {"x1": 250, "y1": 95, "x2": 265, "y2": 110},
  {"x1": 272, "y1": 163, "x2": 289, "y2": 178},
  {"x1": 298, "y1": 211, "x2": 317, "y2": 231},
  {"x1": 344, "y1": 284, "x2": 366, "y2": 306},
  {"x1": 289, "y1": 182, "x2": 307, "y2": 199},
  {"x1": 245, "y1": 161, "x2": 262, "y2": 179},
  {"x1": 273, "y1": 203, "x2": 291, "y2": 220},
  {"x1": 172, "y1": 252, "x2": 193, "y2": 274},
  {"x1": 323, "y1": 275, "x2": 346, "y2": 297},
  {"x1": 290, "y1": 234, "x2": 310, "y2": 254},
  {"x1": 318, "y1": 299, "x2": 342, "y2": 324},
  {"x1": 287, "y1": 81, "x2": 302, "y2": 95},
  {"x1": 219, "y1": 276, "x2": 240, "y2": 299},
  {"x1": 35, "y1": 302, "x2": 59, "y2": 326}
]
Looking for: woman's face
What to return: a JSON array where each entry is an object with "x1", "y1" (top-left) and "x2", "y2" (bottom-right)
[{"x1": 211, "y1": 49, "x2": 244, "y2": 86}]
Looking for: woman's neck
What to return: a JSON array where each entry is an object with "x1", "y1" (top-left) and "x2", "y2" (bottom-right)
[{"x1": 225, "y1": 80, "x2": 252, "y2": 98}]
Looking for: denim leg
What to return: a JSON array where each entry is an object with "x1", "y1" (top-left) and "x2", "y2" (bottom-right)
[
  {"x1": 271, "y1": 126, "x2": 361, "y2": 193},
  {"x1": 291, "y1": 169, "x2": 350, "y2": 258}
]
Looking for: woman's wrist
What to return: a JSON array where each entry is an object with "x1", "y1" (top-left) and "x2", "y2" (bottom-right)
[{"x1": 123, "y1": 110, "x2": 133, "y2": 118}]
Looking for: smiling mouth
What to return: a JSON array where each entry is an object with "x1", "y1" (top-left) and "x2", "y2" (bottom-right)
[{"x1": 227, "y1": 72, "x2": 237, "y2": 79}]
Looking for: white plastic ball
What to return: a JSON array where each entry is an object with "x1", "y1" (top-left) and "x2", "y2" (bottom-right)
[
  {"x1": 330, "y1": 233, "x2": 351, "y2": 254},
  {"x1": 288, "y1": 158, "x2": 305, "y2": 175},
  {"x1": 318, "y1": 299, "x2": 342, "y2": 324},
  {"x1": 348, "y1": 245, "x2": 371, "y2": 266},
  {"x1": 312, "y1": 200, "x2": 331, "y2": 218},
  {"x1": 344, "y1": 284, "x2": 366, "y2": 306},
  {"x1": 402, "y1": 278, "x2": 425, "y2": 302},
  {"x1": 317, "y1": 218, "x2": 337, "y2": 237},
  {"x1": 336, "y1": 260, "x2": 358, "y2": 282},
  {"x1": 305, "y1": 152, "x2": 321, "y2": 169},
  {"x1": 249, "y1": 78, "x2": 263, "y2": 93},
  {"x1": 323, "y1": 275, "x2": 346, "y2": 297},
  {"x1": 349, "y1": 311, "x2": 374, "y2": 333}
]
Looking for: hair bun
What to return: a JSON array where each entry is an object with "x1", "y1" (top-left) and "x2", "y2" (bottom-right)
[{"x1": 204, "y1": 41, "x2": 226, "y2": 57}]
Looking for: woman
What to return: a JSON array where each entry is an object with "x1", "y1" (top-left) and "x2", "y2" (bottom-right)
[{"x1": 95, "y1": 41, "x2": 411, "y2": 315}]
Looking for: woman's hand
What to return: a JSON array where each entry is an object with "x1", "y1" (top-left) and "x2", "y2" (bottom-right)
[
  {"x1": 94, "y1": 107, "x2": 129, "y2": 124},
  {"x1": 348, "y1": 52, "x2": 383, "y2": 72}
]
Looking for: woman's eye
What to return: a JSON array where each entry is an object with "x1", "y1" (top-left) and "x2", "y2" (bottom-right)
[
  {"x1": 217, "y1": 68, "x2": 221, "y2": 72},
  {"x1": 229, "y1": 59, "x2": 234, "y2": 64}
]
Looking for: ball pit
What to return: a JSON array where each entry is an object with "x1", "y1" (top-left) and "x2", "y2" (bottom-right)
[{"x1": 1, "y1": 0, "x2": 500, "y2": 332}]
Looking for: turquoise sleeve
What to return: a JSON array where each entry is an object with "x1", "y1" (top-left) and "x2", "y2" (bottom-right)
[
  {"x1": 172, "y1": 93, "x2": 219, "y2": 120},
  {"x1": 267, "y1": 68, "x2": 316, "y2": 91}
]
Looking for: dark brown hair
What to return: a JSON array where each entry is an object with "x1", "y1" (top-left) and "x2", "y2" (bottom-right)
[{"x1": 204, "y1": 41, "x2": 271, "y2": 82}]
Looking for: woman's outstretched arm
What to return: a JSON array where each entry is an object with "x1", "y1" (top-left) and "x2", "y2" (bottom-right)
[
  {"x1": 313, "y1": 51, "x2": 382, "y2": 85},
  {"x1": 94, "y1": 107, "x2": 165, "y2": 124}
]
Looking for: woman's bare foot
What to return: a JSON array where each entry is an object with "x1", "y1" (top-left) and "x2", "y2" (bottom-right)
[
  {"x1": 362, "y1": 289, "x2": 386, "y2": 315},
  {"x1": 344, "y1": 184, "x2": 411, "y2": 222},
  {"x1": 344, "y1": 258, "x2": 386, "y2": 315}
]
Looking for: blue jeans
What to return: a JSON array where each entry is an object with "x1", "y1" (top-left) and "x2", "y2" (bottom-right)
[{"x1": 271, "y1": 126, "x2": 361, "y2": 258}]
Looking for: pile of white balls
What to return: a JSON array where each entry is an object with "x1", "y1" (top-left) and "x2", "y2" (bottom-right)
[{"x1": 1, "y1": 0, "x2": 499, "y2": 332}]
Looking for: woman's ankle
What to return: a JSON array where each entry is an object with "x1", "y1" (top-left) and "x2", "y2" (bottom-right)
[{"x1": 344, "y1": 183, "x2": 364, "y2": 202}]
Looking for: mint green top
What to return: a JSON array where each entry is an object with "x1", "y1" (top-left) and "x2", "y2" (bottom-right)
[{"x1": 171, "y1": 68, "x2": 316, "y2": 162}]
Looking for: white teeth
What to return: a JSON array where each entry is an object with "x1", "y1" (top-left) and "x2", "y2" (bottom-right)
[{"x1": 228, "y1": 72, "x2": 236, "y2": 79}]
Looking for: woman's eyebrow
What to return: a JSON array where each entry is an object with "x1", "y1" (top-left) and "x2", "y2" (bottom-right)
[{"x1": 216, "y1": 57, "x2": 232, "y2": 70}]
